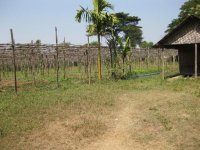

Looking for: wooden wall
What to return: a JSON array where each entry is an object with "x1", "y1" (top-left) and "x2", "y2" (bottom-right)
[{"x1": 178, "y1": 44, "x2": 200, "y2": 75}]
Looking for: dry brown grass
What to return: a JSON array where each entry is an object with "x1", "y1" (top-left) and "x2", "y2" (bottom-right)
[{"x1": 1, "y1": 77, "x2": 200, "y2": 150}]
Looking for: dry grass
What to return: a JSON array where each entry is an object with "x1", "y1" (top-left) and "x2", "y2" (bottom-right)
[{"x1": 0, "y1": 76, "x2": 200, "y2": 149}]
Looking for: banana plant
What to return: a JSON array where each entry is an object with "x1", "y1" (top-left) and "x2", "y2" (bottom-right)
[{"x1": 118, "y1": 37, "x2": 130, "y2": 74}]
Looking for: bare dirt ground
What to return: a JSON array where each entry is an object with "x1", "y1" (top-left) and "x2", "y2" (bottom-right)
[{"x1": 17, "y1": 91, "x2": 199, "y2": 150}]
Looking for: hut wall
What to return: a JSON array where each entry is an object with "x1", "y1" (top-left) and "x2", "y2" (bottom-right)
[{"x1": 178, "y1": 44, "x2": 200, "y2": 75}]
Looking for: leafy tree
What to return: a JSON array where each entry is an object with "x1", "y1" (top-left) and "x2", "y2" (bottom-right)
[
  {"x1": 102, "y1": 12, "x2": 142, "y2": 78},
  {"x1": 75, "y1": 0, "x2": 114, "y2": 80},
  {"x1": 140, "y1": 41, "x2": 154, "y2": 48},
  {"x1": 35, "y1": 39, "x2": 41, "y2": 45},
  {"x1": 90, "y1": 41, "x2": 99, "y2": 46},
  {"x1": 114, "y1": 12, "x2": 142, "y2": 48},
  {"x1": 166, "y1": 0, "x2": 200, "y2": 33}
]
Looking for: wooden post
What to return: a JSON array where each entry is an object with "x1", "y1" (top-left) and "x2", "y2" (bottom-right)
[
  {"x1": 129, "y1": 41, "x2": 132, "y2": 73},
  {"x1": 10, "y1": 29, "x2": 17, "y2": 93},
  {"x1": 55, "y1": 27, "x2": 59, "y2": 87},
  {"x1": 195, "y1": 43, "x2": 198, "y2": 79},
  {"x1": 157, "y1": 49, "x2": 160, "y2": 71},
  {"x1": 63, "y1": 37, "x2": 66, "y2": 79},
  {"x1": 147, "y1": 48, "x2": 150, "y2": 69},
  {"x1": 139, "y1": 49, "x2": 141, "y2": 70},
  {"x1": 30, "y1": 41, "x2": 36, "y2": 85},
  {"x1": 87, "y1": 35, "x2": 91, "y2": 84},
  {"x1": 0, "y1": 63, "x2": 1, "y2": 82},
  {"x1": 162, "y1": 48, "x2": 165, "y2": 80}
]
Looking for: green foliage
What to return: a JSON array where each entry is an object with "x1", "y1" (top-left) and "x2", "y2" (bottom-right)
[
  {"x1": 75, "y1": 0, "x2": 113, "y2": 31},
  {"x1": 90, "y1": 41, "x2": 99, "y2": 46},
  {"x1": 118, "y1": 37, "x2": 130, "y2": 61},
  {"x1": 166, "y1": 0, "x2": 200, "y2": 33},
  {"x1": 75, "y1": 0, "x2": 114, "y2": 80},
  {"x1": 140, "y1": 41, "x2": 154, "y2": 48},
  {"x1": 35, "y1": 39, "x2": 41, "y2": 45},
  {"x1": 107, "y1": 12, "x2": 143, "y2": 48}
]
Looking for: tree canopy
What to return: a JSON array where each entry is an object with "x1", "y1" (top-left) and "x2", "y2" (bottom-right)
[
  {"x1": 166, "y1": 0, "x2": 200, "y2": 33},
  {"x1": 140, "y1": 41, "x2": 154, "y2": 48},
  {"x1": 114, "y1": 12, "x2": 142, "y2": 48}
]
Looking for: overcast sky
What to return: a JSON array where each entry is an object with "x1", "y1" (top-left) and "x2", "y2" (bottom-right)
[{"x1": 0, "y1": 0, "x2": 186, "y2": 45}]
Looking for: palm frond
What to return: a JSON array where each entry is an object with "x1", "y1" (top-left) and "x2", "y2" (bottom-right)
[
  {"x1": 87, "y1": 24, "x2": 97, "y2": 36},
  {"x1": 75, "y1": 6, "x2": 91, "y2": 23},
  {"x1": 93, "y1": 0, "x2": 114, "y2": 12}
]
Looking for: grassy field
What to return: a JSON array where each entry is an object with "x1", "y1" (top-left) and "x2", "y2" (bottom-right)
[{"x1": 0, "y1": 74, "x2": 200, "y2": 149}]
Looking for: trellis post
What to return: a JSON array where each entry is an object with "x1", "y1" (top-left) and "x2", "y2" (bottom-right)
[
  {"x1": 63, "y1": 37, "x2": 67, "y2": 79},
  {"x1": 55, "y1": 27, "x2": 60, "y2": 87},
  {"x1": 10, "y1": 29, "x2": 17, "y2": 93},
  {"x1": 87, "y1": 35, "x2": 91, "y2": 85},
  {"x1": 162, "y1": 48, "x2": 165, "y2": 80},
  {"x1": 195, "y1": 43, "x2": 198, "y2": 79}
]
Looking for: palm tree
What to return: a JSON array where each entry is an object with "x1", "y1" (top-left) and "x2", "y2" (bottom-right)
[
  {"x1": 75, "y1": 0, "x2": 114, "y2": 80},
  {"x1": 118, "y1": 37, "x2": 130, "y2": 74}
]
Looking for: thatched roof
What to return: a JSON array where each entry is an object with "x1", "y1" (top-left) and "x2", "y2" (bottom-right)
[{"x1": 155, "y1": 15, "x2": 200, "y2": 48}]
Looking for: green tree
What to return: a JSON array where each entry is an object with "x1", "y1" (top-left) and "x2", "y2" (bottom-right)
[
  {"x1": 35, "y1": 39, "x2": 41, "y2": 45},
  {"x1": 103, "y1": 13, "x2": 142, "y2": 78},
  {"x1": 75, "y1": 0, "x2": 114, "y2": 80},
  {"x1": 114, "y1": 12, "x2": 142, "y2": 48},
  {"x1": 166, "y1": 0, "x2": 200, "y2": 33},
  {"x1": 90, "y1": 41, "x2": 99, "y2": 46},
  {"x1": 140, "y1": 41, "x2": 154, "y2": 48}
]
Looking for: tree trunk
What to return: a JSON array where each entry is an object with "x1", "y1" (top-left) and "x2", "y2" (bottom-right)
[{"x1": 97, "y1": 33, "x2": 101, "y2": 80}]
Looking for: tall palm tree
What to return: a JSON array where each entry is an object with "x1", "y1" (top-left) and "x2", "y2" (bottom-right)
[{"x1": 75, "y1": 0, "x2": 113, "y2": 80}]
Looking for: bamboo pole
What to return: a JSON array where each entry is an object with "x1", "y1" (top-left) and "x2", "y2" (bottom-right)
[{"x1": 10, "y1": 29, "x2": 17, "y2": 93}]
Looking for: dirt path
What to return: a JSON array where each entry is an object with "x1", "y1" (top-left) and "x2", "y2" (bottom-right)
[
  {"x1": 18, "y1": 91, "x2": 182, "y2": 150},
  {"x1": 85, "y1": 94, "x2": 137, "y2": 150},
  {"x1": 85, "y1": 92, "x2": 178, "y2": 150}
]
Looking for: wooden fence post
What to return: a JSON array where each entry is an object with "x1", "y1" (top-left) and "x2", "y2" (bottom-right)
[
  {"x1": 55, "y1": 27, "x2": 59, "y2": 87},
  {"x1": 147, "y1": 48, "x2": 150, "y2": 69},
  {"x1": 87, "y1": 35, "x2": 91, "y2": 84},
  {"x1": 10, "y1": 29, "x2": 17, "y2": 93},
  {"x1": 162, "y1": 48, "x2": 165, "y2": 80},
  {"x1": 30, "y1": 41, "x2": 36, "y2": 85},
  {"x1": 63, "y1": 37, "x2": 66, "y2": 79},
  {"x1": 195, "y1": 43, "x2": 198, "y2": 79},
  {"x1": 157, "y1": 49, "x2": 160, "y2": 71},
  {"x1": 0, "y1": 60, "x2": 2, "y2": 82}
]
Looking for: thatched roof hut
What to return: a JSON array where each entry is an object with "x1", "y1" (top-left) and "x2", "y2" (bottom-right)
[{"x1": 155, "y1": 15, "x2": 200, "y2": 77}]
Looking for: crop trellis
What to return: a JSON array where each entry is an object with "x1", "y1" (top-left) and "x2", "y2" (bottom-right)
[{"x1": 0, "y1": 33, "x2": 178, "y2": 92}]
